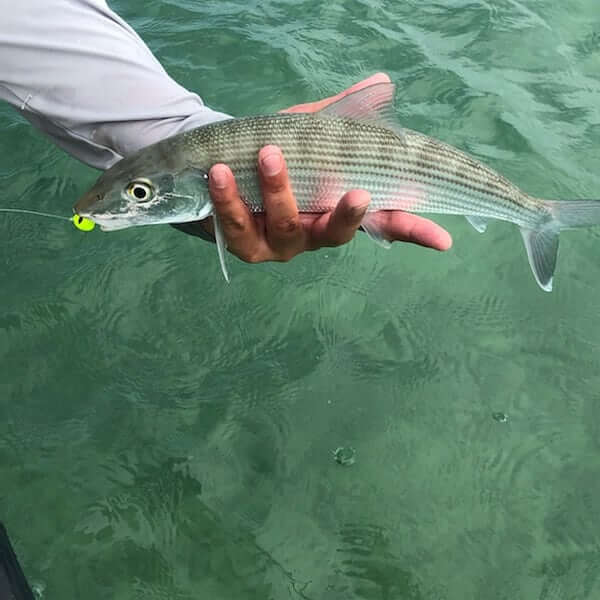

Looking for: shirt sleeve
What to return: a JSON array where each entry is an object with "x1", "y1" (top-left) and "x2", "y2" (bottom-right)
[{"x1": 0, "y1": 0, "x2": 232, "y2": 170}]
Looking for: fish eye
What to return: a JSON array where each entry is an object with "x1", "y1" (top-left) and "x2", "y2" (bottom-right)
[{"x1": 126, "y1": 180, "x2": 153, "y2": 203}]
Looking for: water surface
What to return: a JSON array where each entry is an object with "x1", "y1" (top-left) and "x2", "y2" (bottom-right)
[{"x1": 2, "y1": 1, "x2": 600, "y2": 598}]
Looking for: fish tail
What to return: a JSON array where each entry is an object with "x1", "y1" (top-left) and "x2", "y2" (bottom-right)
[
  {"x1": 520, "y1": 199, "x2": 600, "y2": 292},
  {"x1": 546, "y1": 199, "x2": 600, "y2": 229},
  {"x1": 0, "y1": 522, "x2": 35, "y2": 599}
]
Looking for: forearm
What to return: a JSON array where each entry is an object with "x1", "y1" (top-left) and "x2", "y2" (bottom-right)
[{"x1": 0, "y1": 0, "x2": 231, "y2": 170}]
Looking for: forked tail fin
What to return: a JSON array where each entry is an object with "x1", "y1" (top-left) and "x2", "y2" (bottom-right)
[
  {"x1": 0, "y1": 523, "x2": 35, "y2": 600},
  {"x1": 521, "y1": 199, "x2": 600, "y2": 292}
]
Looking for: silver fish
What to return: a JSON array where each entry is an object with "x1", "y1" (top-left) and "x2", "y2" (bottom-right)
[{"x1": 74, "y1": 82, "x2": 600, "y2": 290}]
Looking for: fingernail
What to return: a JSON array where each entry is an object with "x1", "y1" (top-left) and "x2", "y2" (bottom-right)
[
  {"x1": 260, "y1": 149, "x2": 282, "y2": 177},
  {"x1": 210, "y1": 165, "x2": 228, "y2": 189},
  {"x1": 353, "y1": 202, "x2": 370, "y2": 215},
  {"x1": 349, "y1": 201, "x2": 370, "y2": 220}
]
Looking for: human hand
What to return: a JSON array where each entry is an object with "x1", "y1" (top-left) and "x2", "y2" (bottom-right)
[{"x1": 189, "y1": 72, "x2": 452, "y2": 262}]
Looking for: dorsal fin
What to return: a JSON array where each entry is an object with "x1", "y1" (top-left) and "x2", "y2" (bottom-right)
[{"x1": 316, "y1": 82, "x2": 405, "y2": 138}]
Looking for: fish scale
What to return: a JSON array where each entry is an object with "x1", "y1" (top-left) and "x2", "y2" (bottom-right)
[
  {"x1": 174, "y1": 112, "x2": 543, "y2": 225},
  {"x1": 75, "y1": 82, "x2": 600, "y2": 291}
]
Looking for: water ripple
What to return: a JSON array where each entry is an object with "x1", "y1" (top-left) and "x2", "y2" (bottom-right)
[{"x1": 3, "y1": 1, "x2": 600, "y2": 598}]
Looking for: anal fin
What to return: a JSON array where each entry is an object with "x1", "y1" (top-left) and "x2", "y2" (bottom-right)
[
  {"x1": 361, "y1": 213, "x2": 392, "y2": 249},
  {"x1": 520, "y1": 226, "x2": 559, "y2": 292}
]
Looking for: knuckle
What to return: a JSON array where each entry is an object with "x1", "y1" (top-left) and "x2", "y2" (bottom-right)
[
  {"x1": 264, "y1": 179, "x2": 288, "y2": 195},
  {"x1": 222, "y1": 214, "x2": 247, "y2": 233},
  {"x1": 272, "y1": 216, "x2": 300, "y2": 236},
  {"x1": 211, "y1": 191, "x2": 236, "y2": 209}
]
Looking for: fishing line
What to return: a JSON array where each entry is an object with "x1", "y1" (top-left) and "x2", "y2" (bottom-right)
[
  {"x1": 0, "y1": 208, "x2": 95, "y2": 231},
  {"x1": 0, "y1": 208, "x2": 72, "y2": 221}
]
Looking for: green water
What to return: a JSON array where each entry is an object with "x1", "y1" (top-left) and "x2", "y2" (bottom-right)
[{"x1": 2, "y1": 1, "x2": 600, "y2": 598}]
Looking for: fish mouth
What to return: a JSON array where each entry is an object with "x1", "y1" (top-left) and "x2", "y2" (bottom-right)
[
  {"x1": 73, "y1": 191, "x2": 130, "y2": 231},
  {"x1": 74, "y1": 190, "x2": 103, "y2": 218},
  {"x1": 81, "y1": 211, "x2": 131, "y2": 231},
  {"x1": 97, "y1": 220, "x2": 131, "y2": 231}
]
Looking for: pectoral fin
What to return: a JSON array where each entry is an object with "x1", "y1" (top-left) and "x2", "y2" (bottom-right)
[
  {"x1": 361, "y1": 214, "x2": 392, "y2": 249},
  {"x1": 213, "y1": 212, "x2": 230, "y2": 282}
]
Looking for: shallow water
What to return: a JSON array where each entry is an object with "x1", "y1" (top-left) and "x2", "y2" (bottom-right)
[{"x1": 2, "y1": 1, "x2": 600, "y2": 598}]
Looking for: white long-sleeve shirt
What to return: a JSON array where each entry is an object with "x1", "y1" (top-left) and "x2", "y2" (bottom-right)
[{"x1": 0, "y1": 0, "x2": 231, "y2": 170}]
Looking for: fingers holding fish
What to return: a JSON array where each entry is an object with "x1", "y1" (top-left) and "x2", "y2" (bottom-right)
[
  {"x1": 364, "y1": 211, "x2": 453, "y2": 251},
  {"x1": 306, "y1": 189, "x2": 371, "y2": 249},
  {"x1": 207, "y1": 147, "x2": 451, "y2": 265},
  {"x1": 208, "y1": 148, "x2": 307, "y2": 264}
]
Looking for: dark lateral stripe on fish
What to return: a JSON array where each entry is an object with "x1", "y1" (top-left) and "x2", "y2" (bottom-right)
[
  {"x1": 274, "y1": 158, "x2": 526, "y2": 208},
  {"x1": 202, "y1": 114, "x2": 494, "y2": 176},
  {"x1": 283, "y1": 153, "x2": 517, "y2": 199},
  {"x1": 226, "y1": 140, "x2": 518, "y2": 203},
  {"x1": 205, "y1": 125, "x2": 518, "y2": 197}
]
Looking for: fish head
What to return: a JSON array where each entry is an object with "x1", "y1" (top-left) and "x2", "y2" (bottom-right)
[{"x1": 74, "y1": 144, "x2": 213, "y2": 231}]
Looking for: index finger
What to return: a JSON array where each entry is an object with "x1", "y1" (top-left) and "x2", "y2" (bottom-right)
[
  {"x1": 257, "y1": 145, "x2": 304, "y2": 253},
  {"x1": 208, "y1": 163, "x2": 261, "y2": 258}
]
